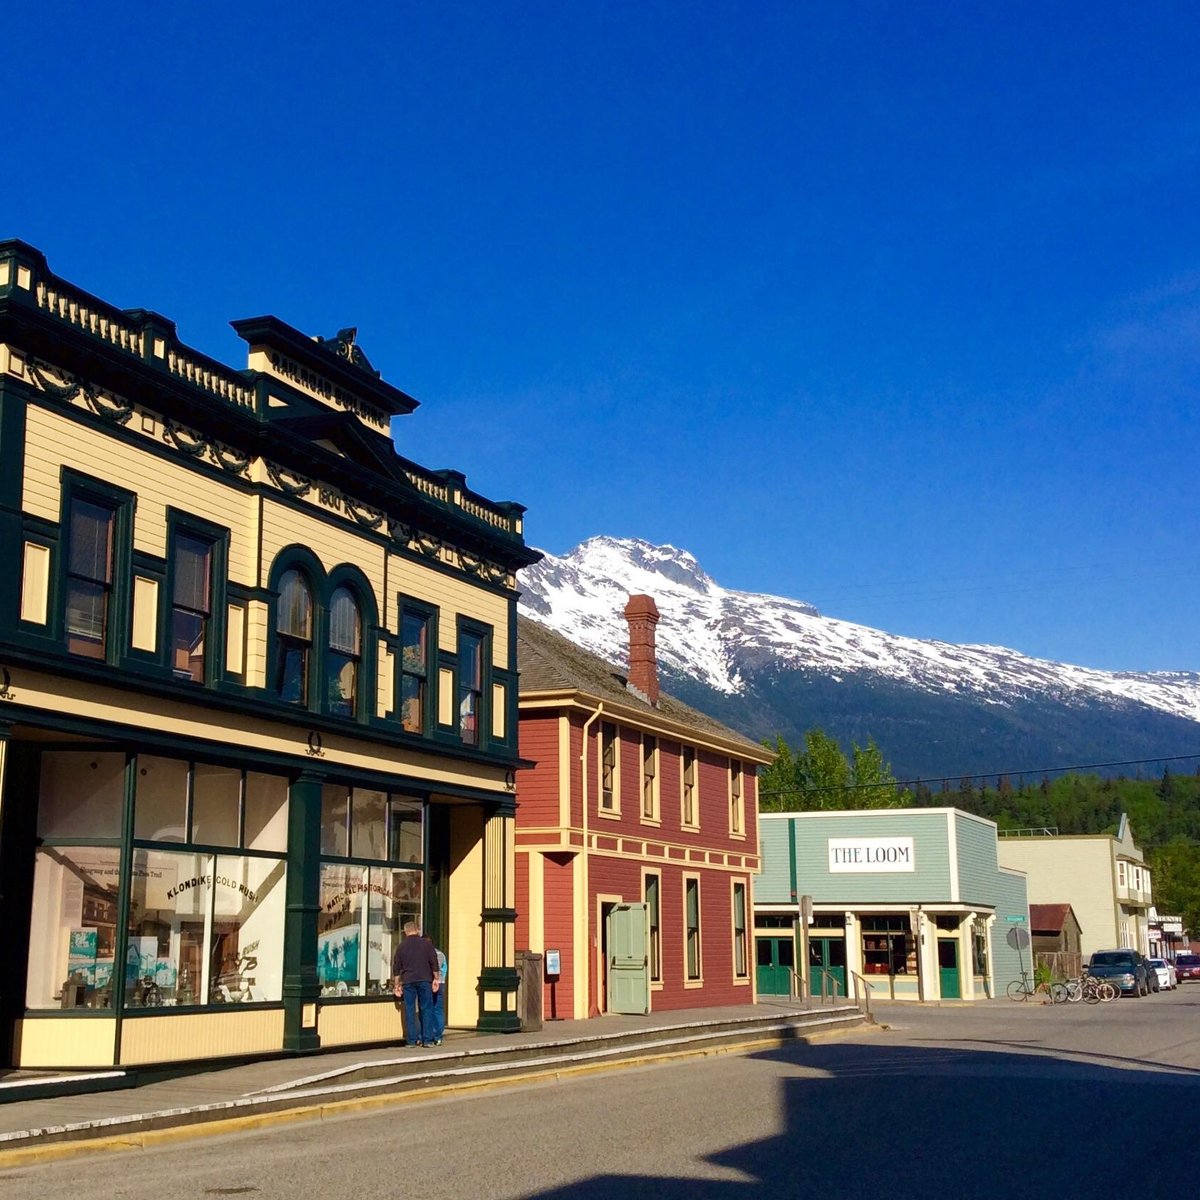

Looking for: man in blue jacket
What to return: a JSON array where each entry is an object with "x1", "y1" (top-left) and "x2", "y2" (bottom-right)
[{"x1": 391, "y1": 922, "x2": 440, "y2": 1047}]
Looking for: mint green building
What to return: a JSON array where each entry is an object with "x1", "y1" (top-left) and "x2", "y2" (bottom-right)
[{"x1": 756, "y1": 809, "x2": 1030, "y2": 1003}]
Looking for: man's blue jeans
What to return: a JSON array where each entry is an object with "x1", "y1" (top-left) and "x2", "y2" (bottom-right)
[
  {"x1": 430, "y1": 985, "x2": 445, "y2": 1042},
  {"x1": 402, "y1": 980, "x2": 434, "y2": 1045}
]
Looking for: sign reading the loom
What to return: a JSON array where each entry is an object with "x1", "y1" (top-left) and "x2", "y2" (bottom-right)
[{"x1": 828, "y1": 837, "x2": 915, "y2": 873}]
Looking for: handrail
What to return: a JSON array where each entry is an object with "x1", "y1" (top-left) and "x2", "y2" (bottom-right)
[
  {"x1": 847, "y1": 969, "x2": 872, "y2": 1021},
  {"x1": 812, "y1": 967, "x2": 843, "y2": 1004}
]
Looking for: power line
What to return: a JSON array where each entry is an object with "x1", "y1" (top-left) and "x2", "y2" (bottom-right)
[{"x1": 757, "y1": 750, "x2": 1200, "y2": 799}]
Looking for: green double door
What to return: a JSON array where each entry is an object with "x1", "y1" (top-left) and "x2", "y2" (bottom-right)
[
  {"x1": 808, "y1": 936, "x2": 846, "y2": 997},
  {"x1": 756, "y1": 936, "x2": 795, "y2": 996}
]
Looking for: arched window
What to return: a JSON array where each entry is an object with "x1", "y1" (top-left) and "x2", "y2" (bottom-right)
[
  {"x1": 275, "y1": 569, "x2": 313, "y2": 704},
  {"x1": 327, "y1": 586, "x2": 361, "y2": 718}
]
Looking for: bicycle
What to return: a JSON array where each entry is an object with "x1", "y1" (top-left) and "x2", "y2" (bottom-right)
[
  {"x1": 1080, "y1": 975, "x2": 1119, "y2": 1003},
  {"x1": 1006, "y1": 973, "x2": 1052, "y2": 1002}
]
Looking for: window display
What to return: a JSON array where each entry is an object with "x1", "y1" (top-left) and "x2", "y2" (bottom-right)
[
  {"x1": 318, "y1": 787, "x2": 426, "y2": 998},
  {"x1": 317, "y1": 864, "x2": 421, "y2": 996},
  {"x1": 860, "y1": 915, "x2": 914, "y2": 975},
  {"x1": 124, "y1": 850, "x2": 286, "y2": 1007},
  {"x1": 26, "y1": 846, "x2": 121, "y2": 1009},
  {"x1": 28, "y1": 747, "x2": 292, "y2": 1012}
]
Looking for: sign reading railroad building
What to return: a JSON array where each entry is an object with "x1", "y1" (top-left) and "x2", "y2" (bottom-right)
[{"x1": 828, "y1": 837, "x2": 915, "y2": 873}]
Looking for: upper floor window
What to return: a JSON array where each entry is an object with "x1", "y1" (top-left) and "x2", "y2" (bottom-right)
[
  {"x1": 729, "y1": 759, "x2": 744, "y2": 835},
  {"x1": 275, "y1": 570, "x2": 313, "y2": 705},
  {"x1": 458, "y1": 629, "x2": 483, "y2": 745},
  {"x1": 1117, "y1": 861, "x2": 1127, "y2": 888},
  {"x1": 66, "y1": 497, "x2": 116, "y2": 660},
  {"x1": 681, "y1": 746, "x2": 697, "y2": 828},
  {"x1": 172, "y1": 532, "x2": 213, "y2": 683},
  {"x1": 600, "y1": 722, "x2": 617, "y2": 812},
  {"x1": 642, "y1": 735, "x2": 658, "y2": 820},
  {"x1": 327, "y1": 587, "x2": 361, "y2": 718},
  {"x1": 400, "y1": 608, "x2": 431, "y2": 733}
]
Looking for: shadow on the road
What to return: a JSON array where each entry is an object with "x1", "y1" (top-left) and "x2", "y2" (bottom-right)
[{"x1": 527, "y1": 1038, "x2": 1199, "y2": 1199}]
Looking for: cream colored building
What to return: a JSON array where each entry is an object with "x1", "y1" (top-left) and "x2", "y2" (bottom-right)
[
  {"x1": 0, "y1": 241, "x2": 538, "y2": 1069},
  {"x1": 996, "y1": 814, "x2": 1152, "y2": 960}
]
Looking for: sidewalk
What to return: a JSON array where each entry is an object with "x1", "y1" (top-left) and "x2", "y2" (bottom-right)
[{"x1": 0, "y1": 998, "x2": 869, "y2": 1163}]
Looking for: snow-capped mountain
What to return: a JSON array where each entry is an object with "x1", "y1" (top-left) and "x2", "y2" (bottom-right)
[{"x1": 518, "y1": 536, "x2": 1200, "y2": 779}]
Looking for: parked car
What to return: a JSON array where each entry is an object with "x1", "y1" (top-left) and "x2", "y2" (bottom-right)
[
  {"x1": 1174, "y1": 952, "x2": 1200, "y2": 982},
  {"x1": 1147, "y1": 958, "x2": 1177, "y2": 990},
  {"x1": 1087, "y1": 949, "x2": 1151, "y2": 996}
]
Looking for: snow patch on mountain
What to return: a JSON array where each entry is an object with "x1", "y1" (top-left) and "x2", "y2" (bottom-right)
[{"x1": 518, "y1": 536, "x2": 1200, "y2": 724}]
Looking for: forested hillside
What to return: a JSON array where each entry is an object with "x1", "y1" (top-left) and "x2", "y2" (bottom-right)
[
  {"x1": 915, "y1": 768, "x2": 1200, "y2": 935},
  {"x1": 759, "y1": 730, "x2": 1200, "y2": 935}
]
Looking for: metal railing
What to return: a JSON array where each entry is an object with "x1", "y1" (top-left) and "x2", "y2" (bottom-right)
[{"x1": 787, "y1": 967, "x2": 872, "y2": 1021}]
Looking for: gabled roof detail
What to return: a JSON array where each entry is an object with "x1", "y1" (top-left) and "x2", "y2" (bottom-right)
[
  {"x1": 518, "y1": 615, "x2": 770, "y2": 760},
  {"x1": 1029, "y1": 903, "x2": 1077, "y2": 934},
  {"x1": 314, "y1": 327, "x2": 379, "y2": 378},
  {"x1": 266, "y1": 410, "x2": 414, "y2": 485}
]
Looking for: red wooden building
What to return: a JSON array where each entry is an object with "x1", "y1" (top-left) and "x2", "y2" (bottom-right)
[{"x1": 515, "y1": 597, "x2": 773, "y2": 1018}]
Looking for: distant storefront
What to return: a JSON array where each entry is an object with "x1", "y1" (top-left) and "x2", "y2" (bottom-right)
[{"x1": 755, "y1": 809, "x2": 1030, "y2": 1003}]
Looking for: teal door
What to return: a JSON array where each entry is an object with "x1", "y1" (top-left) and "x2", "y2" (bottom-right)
[
  {"x1": 756, "y1": 936, "x2": 795, "y2": 996},
  {"x1": 606, "y1": 904, "x2": 650, "y2": 1014},
  {"x1": 938, "y1": 939, "x2": 961, "y2": 999},
  {"x1": 808, "y1": 937, "x2": 847, "y2": 997}
]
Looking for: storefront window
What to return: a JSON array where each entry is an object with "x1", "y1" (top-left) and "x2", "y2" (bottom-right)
[
  {"x1": 318, "y1": 863, "x2": 422, "y2": 996},
  {"x1": 192, "y1": 764, "x2": 241, "y2": 846},
  {"x1": 318, "y1": 790, "x2": 425, "y2": 998},
  {"x1": 245, "y1": 772, "x2": 289, "y2": 853},
  {"x1": 38, "y1": 751, "x2": 125, "y2": 839},
  {"x1": 29, "y1": 750, "x2": 291, "y2": 1013},
  {"x1": 133, "y1": 756, "x2": 188, "y2": 842},
  {"x1": 26, "y1": 846, "x2": 121, "y2": 1009},
  {"x1": 860, "y1": 915, "x2": 914, "y2": 976},
  {"x1": 352, "y1": 788, "x2": 387, "y2": 860},
  {"x1": 389, "y1": 796, "x2": 423, "y2": 862},
  {"x1": 124, "y1": 849, "x2": 287, "y2": 1007},
  {"x1": 973, "y1": 922, "x2": 989, "y2": 976}
]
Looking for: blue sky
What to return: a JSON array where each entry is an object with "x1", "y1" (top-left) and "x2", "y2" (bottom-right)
[{"x1": 8, "y1": 3, "x2": 1200, "y2": 672}]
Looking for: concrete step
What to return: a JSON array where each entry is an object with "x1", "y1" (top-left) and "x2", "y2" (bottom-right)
[{"x1": 0, "y1": 1004, "x2": 869, "y2": 1156}]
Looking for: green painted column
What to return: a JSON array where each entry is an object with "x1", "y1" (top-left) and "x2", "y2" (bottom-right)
[{"x1": 282, "y1": 769, "x2": 323, "y2": 1053}]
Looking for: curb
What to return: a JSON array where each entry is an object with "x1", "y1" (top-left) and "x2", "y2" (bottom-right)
[{"x1": 0, "y1": 1020, "x2": 876, "y2": 1170}]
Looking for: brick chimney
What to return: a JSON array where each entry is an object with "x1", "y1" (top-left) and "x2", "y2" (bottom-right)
[{"x1": 624, "y1": 594, "x2": 661, "y2": 706}]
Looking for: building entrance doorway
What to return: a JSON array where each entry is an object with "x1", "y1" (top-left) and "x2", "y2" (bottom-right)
[
  {"x1": 605, "y1": 903, "x2": 649, "y2": 1014},
  {"x1": 938, "y1": 938, "x2": 961, "y2": 999},
  {"x1": 808, "y1": 936, "x2": 847, "y2": 997},
  {"x1": 755, "y1": 935, "x2": 794, "y2": 996}
]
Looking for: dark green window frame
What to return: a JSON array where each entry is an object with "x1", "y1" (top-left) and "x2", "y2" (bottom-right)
[
  {"x1": 165, "y1": 510, "x2": 229, "y2": 688},
  {"x1": 455, "y1": 618, "x2": 491, "y2": 748},
  {"x1": 396, "y1": 598, "x2": 438, "y2": 735},
  {"x1": 266, "y1": 549, "x2": 378, "y2": 723},
  {"x1": 57, "y1": 471, "x2": 135, "y2": 666}
]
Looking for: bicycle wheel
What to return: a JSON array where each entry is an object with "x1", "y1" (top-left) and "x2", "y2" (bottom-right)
[
  {"x1": 1099, "y1": 981, "x2": 1119, "y2": 1002},
  {"x1": 1006, "y1": 979, "x2": 1029, "y2": 1000},
  {"x1": 1049, "y1": 983, "x2": 1069, "y2": 1005},
  {"x1": 1065, "y1": 979, "x2": 1083, "y2": 1003}
]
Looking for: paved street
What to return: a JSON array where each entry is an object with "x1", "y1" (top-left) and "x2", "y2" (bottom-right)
[{"x1": 3, "y1": 988, "x2": 1198, "y2": 1199}]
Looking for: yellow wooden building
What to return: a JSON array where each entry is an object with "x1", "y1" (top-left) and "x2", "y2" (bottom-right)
[{"x1": 0, "y1": 241, "x2": 538, "y2": 1069}]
